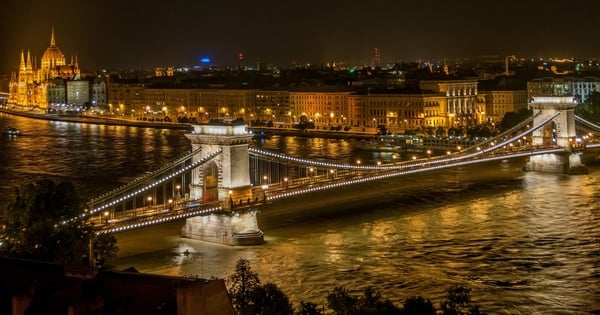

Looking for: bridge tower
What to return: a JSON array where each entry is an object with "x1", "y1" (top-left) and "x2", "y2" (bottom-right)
[
  {"x1": 181, "y1": 121, "x2": 264, "y2": 245},
  {"x1": 524, "y1": 96, "x2": 588, "y2": 174}
]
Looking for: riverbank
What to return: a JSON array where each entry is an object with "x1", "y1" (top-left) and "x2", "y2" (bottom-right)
[
  {"x1": 1, "y1": 107, "x2": 378, "y2": 139},
  {"x1": 0, "y1": 108, "x2": 192, "y2": 131}
]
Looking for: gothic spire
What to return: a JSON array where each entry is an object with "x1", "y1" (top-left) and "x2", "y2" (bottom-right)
[
  {"x1": 26, "y1": 50, "x2": 32, "y2": 70},
  {"x1": 50, "y1": 27, "x2": 56, "y2": 46},
  {"x1": 19, "y1": 50, "x2": 25, "y2": 70}
]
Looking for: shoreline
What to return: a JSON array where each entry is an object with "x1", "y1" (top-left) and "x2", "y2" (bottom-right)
[
  {"x1": 0, "y1": 108, "x2": 192, "y2": 131},
  {"x1": 0, "y1": 107, "x2": 377, "y2": 139}
]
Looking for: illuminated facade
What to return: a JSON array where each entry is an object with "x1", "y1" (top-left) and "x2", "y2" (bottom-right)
[
  {"x1": 482, "y1": 90, "x2": 528, "y2": 122},
  {"x1": 348, "y1": 92, "x2": 447, "y2": 131},
  {"x1": 109, "y1": 86, "x2": 257, "y2": 121},
  {"x1": 107, "y1": 82, "x2": 146, "y2": 116},
  {"x1": 255, "y1": 90, "x2": 290, "y2": 122},
  {"x1": 419, "y1": 80, "x2": 481, "y2": 127},
  {"x1": 8, "y1": 29, "x2": 80, "y2": 108},
  {"x1": 103, "y1": 78, "x2": 489, "y2": 131},
  {"x1": 289, "y1": 90, "x2": 352, "y2": 126},
  {"x1": 90, "y1": 77, "x2": 107, "y2": 108}
]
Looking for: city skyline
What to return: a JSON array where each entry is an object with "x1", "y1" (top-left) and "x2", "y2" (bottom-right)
[{"x1": 1, "y1": 0, "x2": 600, "y2": 75}]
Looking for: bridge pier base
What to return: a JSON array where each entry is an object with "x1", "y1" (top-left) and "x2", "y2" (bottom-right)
[
  {"x1": 524, "y1": 152, "x2": 588, "y2": 175},
  {"x1": 181, "y1": 209, "x2": 264, "y2": 246}
]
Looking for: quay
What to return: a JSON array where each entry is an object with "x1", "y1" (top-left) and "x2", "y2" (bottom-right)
[{"x1": 0, "y1": 107, "x2": 192, "y2": 131}]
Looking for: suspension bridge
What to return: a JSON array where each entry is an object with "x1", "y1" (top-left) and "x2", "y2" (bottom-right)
[{"x1": 78, "y1": 96, "x2": 600, "y2": 245}]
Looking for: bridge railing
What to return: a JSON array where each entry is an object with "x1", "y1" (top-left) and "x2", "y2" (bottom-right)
[
  {"x1": 88, "y1": 146, "x2": 204, "y2": 205},
  {"x1": 86, "y1": 148, "x2": 223, "y2": 217}
]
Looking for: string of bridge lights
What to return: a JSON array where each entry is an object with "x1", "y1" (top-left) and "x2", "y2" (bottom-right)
[
  {"x1": 86, "y1": 149, "x2": 223, "y2": 216},
  {"x1": 99, "y1": 205, "x2": 223, "y2": 234},
  {"x1": 89, "y1": 146, "x2": 205, "y2": 204},
  {"x1": 266, "y1": 147, "x2": 565, "y2": 202}
]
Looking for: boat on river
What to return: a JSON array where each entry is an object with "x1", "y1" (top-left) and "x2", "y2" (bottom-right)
[
  {"x1": 356, "y1": 134, "x2": 424, "y2": 152},
  {"x1": 2, "y1": 126, "x2": 21, "y2": 136}
]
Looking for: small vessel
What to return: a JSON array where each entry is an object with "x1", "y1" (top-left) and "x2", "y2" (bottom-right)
[
  {"x1": 3, "y1": 126, "x2": 21, "y2": 136},
  {"x1": 356, "y1": 134, "x2": 423, "y2": 152}
]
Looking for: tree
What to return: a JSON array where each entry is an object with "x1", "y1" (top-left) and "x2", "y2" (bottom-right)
[
  {"x1": 296, "y1": 301, "x2": 322, "y2": 315},
  {"x1": 327, "y1": 286, "x2": 401, "y2": 315},
  {"x1": 0, "y1": 179, "x2": 118, "y2": 266},
  {"x1": 358, "y1": 286, "x2": 401, "y2": 315},
  {"x1": 436, "y1": 126, "x2": 446, "y2": 137},
  {"x1": 93, "y1": 233, "x2": 119, "y2": 268},
  {"x1": 440, "y1": 285, "x2": 486, "y2": 315},
  {"x1": 0, "y1": 179, "x2": 92, "y2": 264},
  {"x1": 326, "y1": 287, "x2": 358, "y2": 315},
  {"x1": 499, "y1": 108, "x2": 533, "y2": 132},
  {"x1": 401, "y1": 296, "x2": 436, "y2": 315},
  {"x1": 228, "y1": 258, "x2": 261, "y2": 315},
  {"x1": 249, "y1": 282, "x2": 293, "y2": 315}
]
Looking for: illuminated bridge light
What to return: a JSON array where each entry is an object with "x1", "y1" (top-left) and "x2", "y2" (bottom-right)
[{"x1": 94, "y1": 119, "x2": 581, "y2": 233}]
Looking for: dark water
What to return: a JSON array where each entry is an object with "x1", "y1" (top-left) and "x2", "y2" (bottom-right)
[{"x1": 1, "y1": 113, "x2": 599, "y2": 314}]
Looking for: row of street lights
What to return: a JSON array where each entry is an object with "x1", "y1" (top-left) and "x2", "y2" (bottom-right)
[{"x1": 102, "y1": 183, "x2": 184, "y2": 224}]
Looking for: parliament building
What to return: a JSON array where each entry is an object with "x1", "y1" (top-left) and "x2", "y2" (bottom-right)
[{"x1": 8, "y1": 29, "x2": 82, "y2": 109}]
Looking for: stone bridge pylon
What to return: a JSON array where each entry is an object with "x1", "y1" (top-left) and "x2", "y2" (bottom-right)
[
  {"x1": 180, "y1": 121, "x2": 264, "y2": 245},
  {"x1": 524, "y1": 96, "x2": 588, "y2": 174}
]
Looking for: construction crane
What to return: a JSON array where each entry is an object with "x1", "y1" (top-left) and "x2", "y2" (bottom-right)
[{"x1": 505, "y1": 55, "x2": 516, "y2": 76}]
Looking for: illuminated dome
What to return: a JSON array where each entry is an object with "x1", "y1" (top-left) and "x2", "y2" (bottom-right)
[{"x1": 41, "y1": 29, "x2": 66, "y2": 70}]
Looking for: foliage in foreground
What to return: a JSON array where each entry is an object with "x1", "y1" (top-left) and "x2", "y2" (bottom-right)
[
  {"x1": 0, "y1": 179, "x2": 118, "y2": 267},
  {"x1": 228, "y1": 258, "x2": 486, "y2": 315}
]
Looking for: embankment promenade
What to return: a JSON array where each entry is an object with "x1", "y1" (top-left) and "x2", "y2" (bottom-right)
[
  {"x1": 0, "y1": 107, "x2": 376, "y2": 139},
  {"x1": 0, "y1": 108, "x2": 191, "y2": 130}
]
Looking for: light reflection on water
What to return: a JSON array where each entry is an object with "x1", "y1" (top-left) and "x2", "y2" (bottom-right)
[{"x1": 1, "y1": 113, "x2": 599, "y2": 314}]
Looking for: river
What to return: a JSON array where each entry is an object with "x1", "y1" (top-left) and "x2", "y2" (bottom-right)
[{"x1": 1, "y1": 113, "x2": 599, "y2": 314}]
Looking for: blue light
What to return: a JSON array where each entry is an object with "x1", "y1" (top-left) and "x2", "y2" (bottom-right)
[{"x1": 201, "y1": 57, "x2": 211, "y2": 63}]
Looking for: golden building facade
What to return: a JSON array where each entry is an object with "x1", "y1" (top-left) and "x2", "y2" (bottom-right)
[
  {"x1": 8, "y1": 29, "x2": 80, "y2": 108},
  {"x1": 348, "y1": 93, "x2": 447, "y2": 132},
  {"x1": 419, "y1": 80, "x2": 482, "y2": 127},
  {"x1": 289, "y1": 90, "x2": 353, "y2": 126},
  {"x1": 484, "y1": 90, "x2": 528, "y2": 122}
]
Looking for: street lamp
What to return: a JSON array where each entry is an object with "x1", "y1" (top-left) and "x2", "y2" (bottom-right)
[
  {"x1": 261, "y1": 184, "x2": 268, "y2": 201},
  {"x1": 103, "y1": 211, "x2": 109, "y2": 223},
  {"x1": 147, "y1": 196, "x2": 153, "y2": 208},
  {"x1": 284, "y1": 177, "x2": 288, "y2": 188},
  {"x1": 176, "y1": 184, "x2": 181, "y2": 199}
]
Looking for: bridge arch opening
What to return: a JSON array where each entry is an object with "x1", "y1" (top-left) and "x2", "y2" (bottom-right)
[
  {"x1": 540, "y1": 121, "x2": 557, "y2": 147},
  {"x1": 203, "y1": 161, "x2": 219, "y2": 202}
]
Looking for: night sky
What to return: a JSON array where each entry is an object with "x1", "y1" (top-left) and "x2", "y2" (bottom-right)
[{"x1": 1, "y1": 0, "x2": 599, "y2": 74}]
